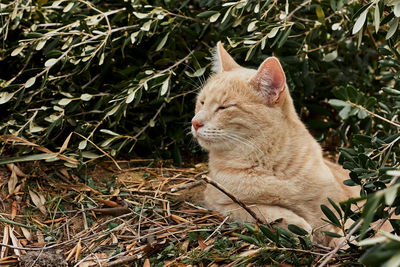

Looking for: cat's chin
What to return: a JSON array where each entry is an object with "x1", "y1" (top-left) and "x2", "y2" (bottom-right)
[
  {"x1": 194, "y1": 136, "x2": 212, "y2": 151},
  {"x1": 193, "y1": 134, "x2": 217, "y2": 151}
]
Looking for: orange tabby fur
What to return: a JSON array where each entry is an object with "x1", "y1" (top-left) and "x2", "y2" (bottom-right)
[{"x1": 191, "y1": 42, "x2": 359, "y2": 246}]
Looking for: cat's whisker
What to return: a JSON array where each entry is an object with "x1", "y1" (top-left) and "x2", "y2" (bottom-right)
[
  {"x1": 184, "y1": 54, "x2": 207, "y2": 86},
  {"x1": 182, "y1": 62, "x2": 205, "y2": 89},
  {"x1": 221, "y1": 132, "x2": 264, "y2": 155},
  {"x1": 218, "y1": 132, "x2": 264, "y2": 163}
]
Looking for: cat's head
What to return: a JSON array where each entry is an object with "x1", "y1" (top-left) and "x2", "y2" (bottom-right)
[{"x1": 192, "y1": 42, "x2": 294, "y2": 152}]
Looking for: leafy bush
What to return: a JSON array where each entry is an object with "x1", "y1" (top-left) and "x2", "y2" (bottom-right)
[
  {"x1": 0, "y1": 0, "x2": 377, "y2": 164},
  {"x1": 1, "y1": 0, "x2": 400, "y2": 264}
]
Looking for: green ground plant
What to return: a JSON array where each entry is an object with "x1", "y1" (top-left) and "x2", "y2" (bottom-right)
[{"x1": 1, "y1": 0, "x2": 400, "y2": 265}]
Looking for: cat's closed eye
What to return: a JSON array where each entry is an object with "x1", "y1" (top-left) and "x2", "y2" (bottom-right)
[{"x1": 217, "y1": 104, "x2": 236, "y2": 111}]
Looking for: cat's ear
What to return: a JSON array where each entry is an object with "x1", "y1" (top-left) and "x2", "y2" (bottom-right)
[
  {"x1": 250, "y1": 57, "x2": 286, "y2": 105},
  {"x1": 212, "y1": 41, "x2": 240, "y2": 73}
]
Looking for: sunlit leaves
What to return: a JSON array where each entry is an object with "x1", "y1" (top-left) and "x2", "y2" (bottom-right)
[
  {"x1": 353, "y1": 9, "x2": 368, "y2": 34},
  {"x1": 0, "y1": 92, "x2": 14, "y2": 105},
  {"x1": 45, "y1": 58, "x2": 57, "y2": 67},
  {"x1": 386, "y1": 18, "x2": 399, "y2": 39},
  {"x1": 25, "y1": 77, "x2": 36, "y2": 88}
]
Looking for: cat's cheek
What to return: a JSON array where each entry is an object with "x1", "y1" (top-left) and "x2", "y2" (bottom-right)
[{"x1": 196, "y1": 138, "x2": 211, "y2": 151}]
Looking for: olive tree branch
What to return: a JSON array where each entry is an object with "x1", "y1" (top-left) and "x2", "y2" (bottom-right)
[{"x1": 200, "y1": 175, "x2": 264, "y2": 225}]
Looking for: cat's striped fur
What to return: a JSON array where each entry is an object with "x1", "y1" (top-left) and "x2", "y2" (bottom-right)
[{"x1": 191, "y1": 42, "x2": 359, "y2": 246}]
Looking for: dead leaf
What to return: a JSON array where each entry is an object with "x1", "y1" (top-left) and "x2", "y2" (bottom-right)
[
  {"x1": 75, "y1": 239, "x2": 82, "y2": 262},
  {"x1": 36, "y1": 230, "x2": 45, "y2": 244},
  {"x1": 143, "y1": 258, "x2": 150, "y2": 267},
  {"x1": 239, "y1": 248, "x2": 261, "y2": 258},
  {"x1": 6, "y1": 164, "x2": 27, "y2": 177},
  {"x1": 198, "y1": 236, "x2": 207, "y2": 251},
  {"x1": 29, "y1": 190, "x2": 47, "y2": 215},
  {"x1": 1, "y1": 226, "x2": 9, "y2": 258},
  {"x1": 171, "y1": 214, "x2": 189, "y2": 223},
  {"x1": 181, "y1": 239, "x2": 189, "y2": 253},
  {"x1": 65, "y1": 244, "x2": 77, "y2": 262},
  {"x1": 59, "y1": 168, "x2": 70, "y2": 180},
  {"x1": 9, "y1": 228, "x2": 23, "y2": 256},
  {"x1": 19, "y1": 239, "x2": 28, "y2": 246},
  {"x1": 11, "y1": 201, "x2": 17, "y2": 219},
  {"x1": 59, "y1": 132, "x2": 73, "y2": 153},
  {"x1": 20, "y1": 227, "x2": 32, "y2": 242},
  {"x1": 111, "y1": 233, "x2": 118, "y2": 244},
  {"x1": 8, "y1": 170, "x2": 18, "y2": 195},
  {"x1": 94, "y1": 198, "x2": 119, "y2": 207},
  {"x1": 43, "y1": 217, "x2": 67, "y2": 224}
]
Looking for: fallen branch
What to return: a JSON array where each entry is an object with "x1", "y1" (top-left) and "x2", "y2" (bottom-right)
[
  {"x1": 317, "y1": 219, "x2": 363, "y2": 267},
  {"x1": 200, "y1": 175, "x2": 264, "y2": 224},
  {"x1": 103, "y1": 255, "x2": 140, "y2": 267},
  {"x1": 170, "y1": 180, "x2": 203, "y2": 192}
]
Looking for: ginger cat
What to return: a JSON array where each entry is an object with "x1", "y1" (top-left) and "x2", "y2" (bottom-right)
[{"x1": 191, "y1": 42, "x2": 359, "y2": 246}]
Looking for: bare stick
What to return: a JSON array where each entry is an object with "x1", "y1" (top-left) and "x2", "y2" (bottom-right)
[
  {"x1": 103, "y1": 255, "x2": 139, "y2": 267},
  {"x1": 170, "y1": 180, "x2": 203, "y2": 192},
  {"x1": 205, "y1": 215, "x2": 230, "y2": 242},
  {"x1": 201, "y1": 175, "x2": 264, "y2": 224},
  {"x1": 349, "y1": 102, "x2": 400, "y2": 129},
  {"x1": 317, "y1": 219, "x2": 363, "y2": 267}
]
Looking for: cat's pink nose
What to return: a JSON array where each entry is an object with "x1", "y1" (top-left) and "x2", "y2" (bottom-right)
[{"x1": 192, "y1": 120, "x2": 204, "y2": 131}]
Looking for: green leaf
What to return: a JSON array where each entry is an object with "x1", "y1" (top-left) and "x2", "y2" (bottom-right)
[
  {"x1": 0, "y1": 154, "x2": 56, "y2": 165},
  {"x1": 156, "y1": 33, "x2": 169, "y2": 51},
  {"x1": 63, "y1": 2, "x2": 74, "y2": 12},
  {"x1": 322, "y1": 231, "x2": 342, "y2": 238},
  {"x1": 320, "y1": 204, "x2": 341, "y2": 227},
  {"x1": 58, "y1": 98, "x2": 72, "y2": 106},
  {"x1": 197, "y1": 10, "x2": 218, "y2": 18},
  {"x1": 0, "y1": 92, "x2": 15, "y2": 105},
  {"x1": 11, "y1": 45, "x2": 25, "y2": 56},
  {"x1": 160, "y1": 78, "x2": 169, "y2": 96},
  {"x1": 358, "y1": 236, "x2": 387, "y2": 246},
  {"x1": 338, "y1": 105, "x2": 351, "y2": 119},
  {"x1": 360, "y1": 196, "x2": 381, "y2": 239},
  {"x1": 288, "y1": 224, "x2": 309, "y2": 236},
  {"x1": 384, "y1": 185, "x2": 399, "y2": 206},
  {"x1": 209, "y1": 12, "x2": 220, "y2": 23},
  {"x1": 278, "y1": 27, "x2": 291, "y2": 48},
  {"x1": 185, "y1": 67, "x2": 206, "y2": 78},
  {"x1": 328, "y1": 99, "x2": 349, "y2": 108},
  {"x1": 45, "y1": 58, "x2": 57, "y2": 68},
  {"x1": 353, "y1": 9, "x2": 368, "y2": 34},
  {"x1": 382, "y1": 87, "x2": 400, "y2": 95},
  {"x1": 25, "y1": 77, "x2": 36, "y2": 88},
  {"x1": 328, "y1": 198, "x2": 342, "y2": 218},
  {"x1": 80, "y1": 94, "x2": 93, "y2": 101},
  {"x1": 386, "y1": 17, "x2": 399, "y2": 39},
  {"x1": 82, "y1": 152, "x2": 101, "y2": 159},
  {"x1": 78, "y1": 140, "x2": 87, "y2": 150},
  {"x1": 259, "y1": 225, "x2": 278, "y2": 243},
  {"x1": 374, "y1": 4, "x2": 380, "y2": 33},
  {"x1": 323, "y1": 50, "x2": 338, "y2": 62},
  {"x1": 235, "y1": 233, "x2": 260, "y2": 245}
]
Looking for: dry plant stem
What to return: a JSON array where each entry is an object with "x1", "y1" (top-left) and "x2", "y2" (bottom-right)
[
  {"x1": 103, "y1": 255, "x2": 139, "y2": 267},
  {"x1": 170, "y1": 180, "x2": 203, "y2": 192},
  {"x1": 73, "y1": 131, "x2": 121, "y2": 170},
  {"x1": 349, "y1": 102, "x2": 400, "y2": 128},
  {"x1": 317, "y1": 219, "x2": 363, "y2": 267},
  {"x1": 205, "y1": 215, "x2": 230, "y2": 242},
  {"x1": 287, "y1": 0, "x2": 311, "y2": 20},
  {"x1": 201, "y1": 175, "x2": 264, "y2": 224}
]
